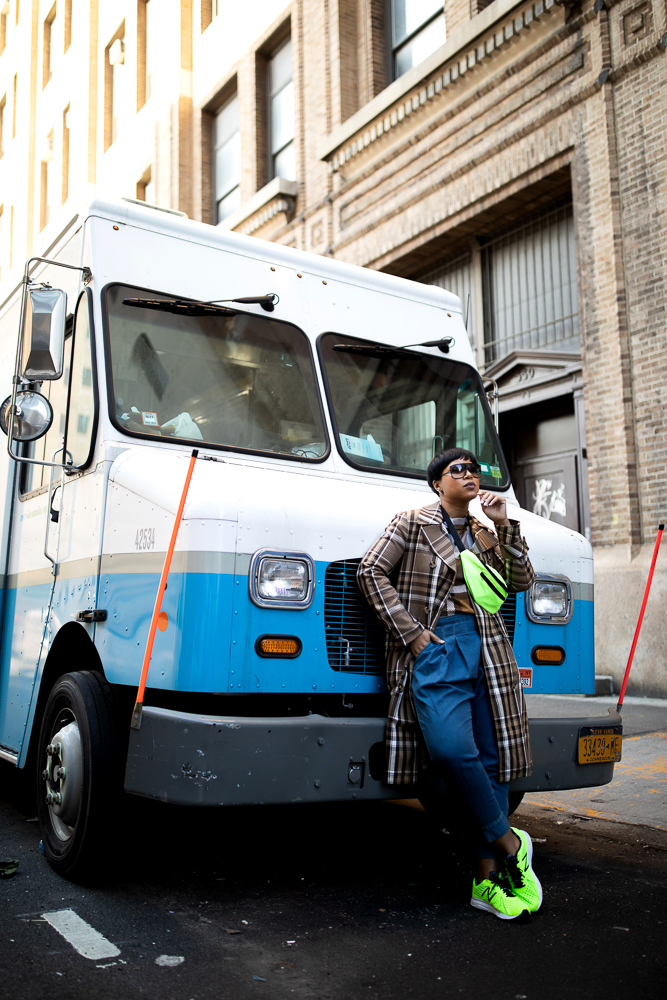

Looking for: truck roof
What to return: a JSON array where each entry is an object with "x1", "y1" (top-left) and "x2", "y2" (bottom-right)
[{"x1": 84, "y1": 198, "x2": 462, "y2": 314}]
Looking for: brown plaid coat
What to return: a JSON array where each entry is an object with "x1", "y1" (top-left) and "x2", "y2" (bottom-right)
[{"x1": 357, "y1": 502, "x2": 535, "y2": 785}]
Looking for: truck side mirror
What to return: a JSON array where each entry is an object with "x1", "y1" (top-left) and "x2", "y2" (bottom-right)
[
  {"x1": 21, "y1": 287, "x2": 67, "y2": 381},
  {"x1": 0, "y1": 391, "x2": 54, "y2": 442}
]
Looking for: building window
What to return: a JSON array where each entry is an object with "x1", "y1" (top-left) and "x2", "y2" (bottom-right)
[
  {"x1": 61, "y1": 105, "x2": 69, "y2": 203},
  {"x1": 215, "y1": 93, "x2": 240, "y2": 222},
  {"x1": 39, "y1": 130, "x2": 54, "y2": 231},
  {"x1": 390, "y1": 0, "x2": 446, "y2": 79},
  {"x1": 137, "y1": 0, "x2": 152, "y2": 111},
  {"x1": 43, "y1": 3, "x2": 57, "y2": 89},
  {"x1": 105, "y1": 26, "x2": 126, "y2": 150},
  {"x1": 145, "y1": 0, "x2": 158, "y2": 102},
  {"x1": 482, "y1": 206, "x2": 579, "y2": 365},
  {"x1": 269, "y1": 38, "x2": 295, "y2": 181},
  {"x1": 137, "y1": 167, "x2": 154, "y2": 203},
  {"x1": 64, "y1": 0, "x2": 71, "y2": 51}
]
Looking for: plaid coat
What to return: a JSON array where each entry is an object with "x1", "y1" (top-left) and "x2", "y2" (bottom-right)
[{"x1": 357, "y1": 502, "x2": 535, "y2": 785}]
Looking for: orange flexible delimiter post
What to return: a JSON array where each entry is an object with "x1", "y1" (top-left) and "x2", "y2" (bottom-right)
[
  {"x1": 131, "y1": 449, "x2": 199, "y2": 729},
  {"x1": 616, "y1": 522, "x2": 664, "y2": 713}
]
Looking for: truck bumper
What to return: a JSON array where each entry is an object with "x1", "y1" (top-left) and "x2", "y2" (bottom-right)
[
  {"x1": 124, "y1": 708, "x2": 395, "y2": 805},
  {"x1": 124, "y1": 707, "x2": 622, "y2": 806},
  {"x1": 509, "y1": 709, "x2": 622, "y2": 794}
]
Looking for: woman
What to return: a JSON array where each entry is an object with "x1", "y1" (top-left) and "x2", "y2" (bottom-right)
[{"x1": 358, "y1": 448, "x2": 542, "y2": 920}]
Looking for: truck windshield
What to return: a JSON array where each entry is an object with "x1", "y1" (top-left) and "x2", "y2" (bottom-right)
[
  {"x1": 104, "y1": 284, "x2": 327, "y2": 460},
  {"x1": 319, "y1": 333, "x2": 508, "y2": 487}
]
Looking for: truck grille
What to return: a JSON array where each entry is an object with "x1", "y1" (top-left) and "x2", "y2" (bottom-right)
[
  {"x1": 324, "y1": 563, "x2": 517, "y2": 673},
  {"x1": 499, "y1": 591, "x2": 517, "y2": 643},
  {"x1": 324, "y1": 560, "x2": 386, "y2": 674}
]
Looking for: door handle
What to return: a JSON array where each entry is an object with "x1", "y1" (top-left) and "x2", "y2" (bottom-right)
[
  {"x1": 50, "y1": 483, "x2": 62, "y2": 522},
  {"x1": 44, "y1": 448, "x2": 72, "y2": 572}
]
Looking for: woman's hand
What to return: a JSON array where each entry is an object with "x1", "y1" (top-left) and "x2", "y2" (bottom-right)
[
  {"x1": 409, "y1": 629, "x2": 445, "y2": 657},
  {"x1": 478, "y1": 491, "x2": 510, "y2": 526}
]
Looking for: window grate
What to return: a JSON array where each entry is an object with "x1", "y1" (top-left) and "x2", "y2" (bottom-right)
[
  {"x1": 482, "y1": 205, "x2": 579, "y2": 364},
  {"x1": 499, "y1": 591, "x2": 517, "y2": 644},
  {"x1": 422, "y1": 252, "x2": 474, "y2": 341},
  {"x1": 324, "y1": 560, "x2": 386, "y2": 674}
]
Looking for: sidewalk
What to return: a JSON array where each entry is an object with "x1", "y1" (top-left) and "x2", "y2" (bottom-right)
[{"x1": 524, "y1": 694, "x2": 667, "y2": 832}]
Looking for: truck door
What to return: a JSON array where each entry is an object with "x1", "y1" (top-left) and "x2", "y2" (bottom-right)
[
  {"x1": 0, "y1": 286, "x2": 98, "y2": 762},
  {"x1": 0, "y1": 324, "x2": 74, "y2": 758},
  {"x1": 49, "y1": 289, "x2": 102, "y2": 638}
]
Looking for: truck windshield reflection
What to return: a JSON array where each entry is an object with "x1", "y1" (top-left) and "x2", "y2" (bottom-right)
[{"x1": 319, "y1": 332, "x2": 507, "y2": 485}]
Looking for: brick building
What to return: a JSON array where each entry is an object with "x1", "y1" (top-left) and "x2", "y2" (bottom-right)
[{"x1": 0, "y1": 0, "x2": 665, "y2": 694}]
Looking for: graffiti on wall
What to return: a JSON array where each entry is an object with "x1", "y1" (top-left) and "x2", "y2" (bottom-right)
[{"x1": 532, "y1": 478, "x2": 567, "y2": 520}]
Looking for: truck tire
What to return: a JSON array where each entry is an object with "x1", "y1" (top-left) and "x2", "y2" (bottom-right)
[{"x1": 36, "y1": 671, "x2": 120, "y2": 881}]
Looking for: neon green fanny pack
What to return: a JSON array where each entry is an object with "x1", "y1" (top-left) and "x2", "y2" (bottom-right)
[{"x1": 441, "y1": 509, "x2": 508, "y2": 614}]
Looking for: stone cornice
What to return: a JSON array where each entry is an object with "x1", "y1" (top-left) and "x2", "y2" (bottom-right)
[
  {"x1": 484, "y1": 349, "x2": 583, "y2": 411},
  {"x1": 318, "y1": 0, "x2": 567, "y2": 168}
]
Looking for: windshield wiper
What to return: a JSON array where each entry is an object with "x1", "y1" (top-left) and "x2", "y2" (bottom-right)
[
  {"x1": 333, "y1": 336, "x2": 455, "y2": 359},
  {"x1": 123, "y1": 291, "x2": 280, "y2": 316},
  {"x1": 123, "y1": 297, "x2": 238, "y2": 317},
  {"x1": 403, "y1": 337, "x2": 455, "y2": 354},
  {"x1": 208, "y1": 293, "x2": 279, "y2": 312}
]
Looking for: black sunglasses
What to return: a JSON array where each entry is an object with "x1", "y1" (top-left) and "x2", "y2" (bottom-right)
[{"x1": 443, "y1": 462, "x2": 481, "y2": 479}]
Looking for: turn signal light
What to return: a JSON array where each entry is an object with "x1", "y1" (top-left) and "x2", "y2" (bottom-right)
[
  {"x1": 531, "y1": 646, "x2": 565, "y2": 665},
  {"x1": 255, "y1": 635, "x2": 302, "y2": 658}
]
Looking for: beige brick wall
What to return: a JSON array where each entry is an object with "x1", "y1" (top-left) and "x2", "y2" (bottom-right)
[{"x1": 444, "y1": 0, "x2": 471, "y2": 37}]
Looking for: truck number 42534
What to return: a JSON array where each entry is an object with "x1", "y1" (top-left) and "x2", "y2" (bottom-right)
[{"x1": 135, "y1": 527, "x2": 156, "y2": 551}]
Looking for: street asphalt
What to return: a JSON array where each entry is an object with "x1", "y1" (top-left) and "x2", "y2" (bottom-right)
[{"x1": 1, "y1": 695, "x2": 666, "y2": 1000}]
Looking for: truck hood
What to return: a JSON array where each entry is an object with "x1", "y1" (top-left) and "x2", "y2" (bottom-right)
[{"x1": 108, "y1": 447, "x2": 592, "y2": 581}]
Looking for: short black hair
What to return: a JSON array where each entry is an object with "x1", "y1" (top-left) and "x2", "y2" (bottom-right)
[{"x1": 427, "y1": 448, "x2": 478, "y2": 492}]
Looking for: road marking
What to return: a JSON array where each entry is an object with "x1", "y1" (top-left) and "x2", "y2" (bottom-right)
[
  {"x1": 41, "y1": 909, "x2": 120, "y2": 960},
  {"x1": 155, "y1": 955, "x2": 184, "y2": 967}
]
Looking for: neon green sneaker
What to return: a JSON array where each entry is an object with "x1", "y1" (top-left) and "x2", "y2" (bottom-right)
[
  {"x1": 503, "y1": 827, "x2": 543, "y2": 913},
  {"x1": 470, "y1": 871, "x2": 529, "y2": 920}
]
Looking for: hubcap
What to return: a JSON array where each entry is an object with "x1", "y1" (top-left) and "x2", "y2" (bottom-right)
[{"x1": 43, "y1": 712, "x2": 83, "y2": 841}]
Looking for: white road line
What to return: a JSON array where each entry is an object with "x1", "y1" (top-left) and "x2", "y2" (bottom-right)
[{"x1": 41, "y1": 909, "x2": 121, "y2": 960}]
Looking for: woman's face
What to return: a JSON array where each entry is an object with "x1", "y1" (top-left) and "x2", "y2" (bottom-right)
[{"x1": 432, "y1": 458, "x2": 480, "y2": 505}]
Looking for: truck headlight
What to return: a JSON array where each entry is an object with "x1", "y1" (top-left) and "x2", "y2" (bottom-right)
[
  {"x1": 526, "y1": 577, "x2": 572, "y2": 623},
  {"x1": 259, "y1": 559, "x2": 307, "y2": 600},
  {"x1": 249, "y1": 549, "x2": 315, "y2": 609}
]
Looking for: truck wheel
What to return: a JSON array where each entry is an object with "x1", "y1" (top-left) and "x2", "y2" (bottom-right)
[{"x1": 36, "y1": 671, "x2": 119, "y2": 880}]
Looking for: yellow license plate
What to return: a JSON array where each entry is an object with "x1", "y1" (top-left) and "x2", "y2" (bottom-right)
[{"x1": 578, "y1": 726, "x2": 622, "y2": 765}]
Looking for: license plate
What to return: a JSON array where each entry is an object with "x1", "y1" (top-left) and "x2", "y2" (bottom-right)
[{"x1": 578, "y1": 726, "x2": 622, "y2": 765}]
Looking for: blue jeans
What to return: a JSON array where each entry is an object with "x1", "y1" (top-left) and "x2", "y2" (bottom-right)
[{"x1": 412, "y1": 614, "x2": 510, "y2": 859}]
